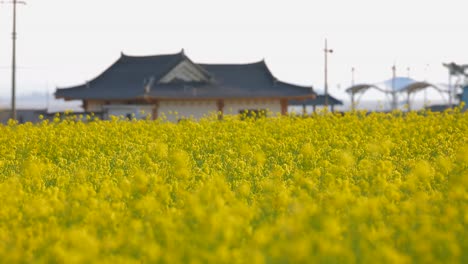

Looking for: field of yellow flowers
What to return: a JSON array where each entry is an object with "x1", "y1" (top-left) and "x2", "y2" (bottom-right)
[{"x1": 0, "y1": 110, "x2": 467, "y2": 263}]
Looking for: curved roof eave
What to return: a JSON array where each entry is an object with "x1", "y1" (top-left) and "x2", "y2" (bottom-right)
[
  {"x1": 275, "y1": 80, "x2": 315, "y2": 93},
  {"x1": 145, "y1": 94, "x2": 316, "y2": 101},
  {"x1": 289, "y1": 95, "x2": 343, "y2": 106}
]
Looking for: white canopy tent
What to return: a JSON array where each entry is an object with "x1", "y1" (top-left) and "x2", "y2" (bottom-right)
[{"x1": 346, "y1": 77, "x2": 447, "y2": 111}]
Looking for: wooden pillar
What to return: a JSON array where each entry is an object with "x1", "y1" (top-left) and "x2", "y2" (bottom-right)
[
  {"x1": 217, "y1": 99, "x2": 224, "y2": 120},
  {"x1": 407, "y1": 92, "x2": 411, "y2": 111},
  {"x1": 152, "y1": 101, "x2": 159, "y2": 120},
  {"x1": 302, "y1": 104, "x2": 306, "y2": 116},
  {"x1": 83, "y1": 100, "x2": 88, "y2": 112},
  {"x1": 280, "y1": 99, "x2": 288, "y2": 115}
]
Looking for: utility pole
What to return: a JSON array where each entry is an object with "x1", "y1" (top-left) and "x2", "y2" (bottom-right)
[
  {"x1": 424, "y1": 64, "x2": 429, "y2": 107},
  {"x1": 448, "y1": 71, "x2": 453, "y2": 107},
  {"x1": 12, "y1": 0, "x2": 18, "y2": 120},
  {"x1": 391, "y1": 64, "x2": 397, "y2": 110},
  {"x1": 324, "y1": 39, "x2": 333, "y2": 110},
  {"x1": 1, "y1": 0, "x2": 26, "y2": 120},
  {"x1": 350, "y1": 67, "x2": 355, "y2": 111}
]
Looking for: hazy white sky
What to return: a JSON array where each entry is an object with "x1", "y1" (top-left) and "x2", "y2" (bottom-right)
[{"x1": 1, "y1": 0, "x2": 467, "y2": 103}]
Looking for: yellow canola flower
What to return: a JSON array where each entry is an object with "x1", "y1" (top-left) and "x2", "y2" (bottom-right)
[{"x1": 0, "y1": 110, "x2": 465, "y2": 263}]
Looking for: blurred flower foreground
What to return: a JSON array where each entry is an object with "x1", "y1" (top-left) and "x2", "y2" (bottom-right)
[{"x1": 0, "y1": 110, "x2": 467, "y2": 263}]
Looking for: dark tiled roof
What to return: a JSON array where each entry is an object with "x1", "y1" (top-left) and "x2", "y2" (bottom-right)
[
  {"x1": 289, "y1": 94, "x2": 343, "y2": 106},
  {"x1": 55, "y1": 51, "x2": 315, "y2": 100},
  {"x1": 56, "y1": 51, "x2": 184, "y2": 100}
]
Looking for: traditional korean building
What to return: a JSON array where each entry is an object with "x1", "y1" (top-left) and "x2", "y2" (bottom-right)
[{"x1": 55, "y1": 50, "x2": 316, "y2": 121}]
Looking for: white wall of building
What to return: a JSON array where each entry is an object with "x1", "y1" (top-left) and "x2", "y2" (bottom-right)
[
  {"x1": 103, "y1": 105, "x2": 154, "y2": 120},
  {"x1": 87, "y1": 101, "x2": 104, "y2": 112},
  {"x1": 90, "y1": 99, "x2": 284, "y2": 122},
  {"x1": 224, "y1": 99, "x2": 282, "y2": 116},
  {"x1": 158, "y1": 100, "x2": 218, "y2": 122}
]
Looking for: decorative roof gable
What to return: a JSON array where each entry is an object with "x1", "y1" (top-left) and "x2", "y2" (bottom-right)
[{"x1": 158, "y1": 58, "x2": 212, "y2": 84}]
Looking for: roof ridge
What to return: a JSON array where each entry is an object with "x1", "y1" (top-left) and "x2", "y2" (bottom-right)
[
  {"x1": 198, "y1": 60, "x2": 265, "y2": 66},
  {"x1": 199, "y1": 59, "x2": 282, "y2": 84},
  {"x1": 120, "y1": 50, "x2": 184, "y2": 59}
]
